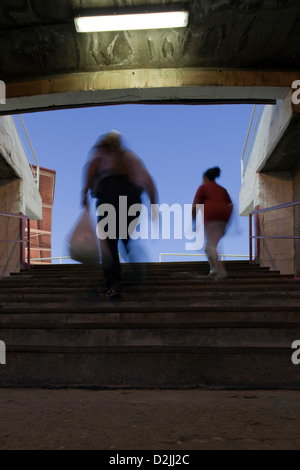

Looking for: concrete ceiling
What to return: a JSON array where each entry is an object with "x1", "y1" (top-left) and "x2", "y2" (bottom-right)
[{"x1": 0, "y1": 0, "x2": 300, "y2": 114}]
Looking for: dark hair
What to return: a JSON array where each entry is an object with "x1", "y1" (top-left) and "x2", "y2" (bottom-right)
[{"x1": 203, "y1": 167, "x2": 221, "y2": 181}]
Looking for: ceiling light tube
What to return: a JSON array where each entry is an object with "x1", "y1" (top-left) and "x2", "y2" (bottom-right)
[{"x1": 74, "y1": 10, "x2": 189, "y2": 33}]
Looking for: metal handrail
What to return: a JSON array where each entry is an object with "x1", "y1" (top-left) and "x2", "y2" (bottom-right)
[
  {"x1": 14, "y1": 115, "x2": 40, "y2": 189},
  {"x1": 241, "y1": 104, "x2": 263, "y2": 182},
  {"x1": 159, "y1": 253, "x2": 248, "y2": 262},
  {"x1": 249, "y1": 201, "x2": 300, "y2": 264},
  {"x1": 30, "y1": 256, "x2": 72, "y2": 264},
  {"x1": 29, "y1": 253, "x2": 249, "y2": 264},
  {"x1": 0, "y1": 212, "x2": 31, "y2": 269}
]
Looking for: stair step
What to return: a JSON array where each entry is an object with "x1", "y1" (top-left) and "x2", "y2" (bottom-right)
[
  {"x1": 1, "y1": 306, "x2": 300, "y2": 316},
  {"x1": 1, "y1": 310, "x2": 300, "y2": 323},
  {"x1": 1, "y1": 326, "x2": 299, "y2": 347},
  {"x1": 1, "y1": 348, "x2": 298, "y2": 389},
  {"x1": 1, "y1": 261, "x2": 300, "y2": 389},
  {"x1": 4, "y1": 344, "x2": 294, "y2": 354},
  {"x1": 0, "y1": 276, "x2": 295, "y2": 289},
  {"x1": 1, "y1": 292, "x2": 300, "y2": 302}
]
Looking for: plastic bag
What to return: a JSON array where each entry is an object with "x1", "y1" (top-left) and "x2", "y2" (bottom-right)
[{"x1": 68, "y1": 208, "x2": 100, "y2": 266}]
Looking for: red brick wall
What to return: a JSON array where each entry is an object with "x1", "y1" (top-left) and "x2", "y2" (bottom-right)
[{"x1": 27, "y1": 166, "x2": 56, "y2": 264}]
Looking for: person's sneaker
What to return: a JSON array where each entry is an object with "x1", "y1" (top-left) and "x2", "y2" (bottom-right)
[
  {"x1": 209, "y1": 268, "x2": 228, "y2": 280},
  {"x1": 106, "y1": 288, "x2": 122, "y2": 299},
  {"x1": 208, "y1": 268, "x2": 218, "y2": 278}
]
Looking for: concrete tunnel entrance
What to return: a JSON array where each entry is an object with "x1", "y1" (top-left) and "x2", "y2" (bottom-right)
[{"x1": 8, "y1": 96, "x2": 298, "y2": 274}]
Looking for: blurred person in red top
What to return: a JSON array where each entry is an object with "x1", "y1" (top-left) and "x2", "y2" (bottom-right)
[
  {"x1": 82, "y1": 131, "x2": 158, "y2": 298},
  {"x1": 192, "y1": 167, "x2": 233, "y2": 279}
]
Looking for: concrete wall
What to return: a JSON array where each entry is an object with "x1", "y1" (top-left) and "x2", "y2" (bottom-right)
[
  {"x1": 239, "y1": 91, "x2": 297, "y2": 274},
  {"x1": 294, "y1": 161, "x2": 300, "y2": 277},
  {"x1": 0, "y1": 115, "x2": 42, "y2": 276},
  {"x1": 240, "y1": 92, "x2": 293, "y2": 215},
  {"x1": 0, "y1": 179, "x2": 23, "y2": 277},
  {"x1": 257, "y1": 172, "x2": 294, "y2": 274},
  {"x1": 0, "y1": 116, "x2": 42, "y2": 218}
]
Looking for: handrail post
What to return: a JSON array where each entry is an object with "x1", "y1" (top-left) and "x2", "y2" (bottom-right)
[
  {"x1": 241, "y1": 105, "x2": 256, "y2": 182},
  {"x1": 254, "y1": 205, "x2": 260, "y2": 263},
  {"x1": 241, "y1": 159, "x2": 244, "y2": 183},
  {"x1": 27, "y1": 217, "x2": 31, "y2": 270},
  {"x1": 18, "y1": 115, "x2": 40, "y2": 190},
  {"x1": 249, "y1": 213, "x2": 253, "y2": 264},
  {"x1": 20, "y1": 213, "x2": 26, "y2": 268},
  {"x1": 248, "y1": 201, "x2": 300, "y2": 269}
]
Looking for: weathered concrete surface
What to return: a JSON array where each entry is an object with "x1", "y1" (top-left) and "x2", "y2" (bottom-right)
[
  {"x1": 239, "y1": 92, "x2": 296, "y2": 216},
  {"x1": 0, "y1": 116, "x2": 42, "y2": 276},
  {"x1": 239, "y1": 92, "x2": 300, "y2": 275},
  {"x1": 0, "y1": 388, "x2": 300, "y2": 450},
  {"x1": 1, "y1": 262, "x2": 300, "y2": 390},
  {"x1": 1, "y1": 0, "x2": 299, "y2": 81},
  {"x1": 0, "y1": 0, "x2": 299, "y2": 113},
  {"x1": 0, "y1": 116, "x2": 42, "y2": 219},
  {"x1": 0, "y1": 179, "x2": 22, "y2": 277},
  {"x1": 256, "y1": 171, "x2": 294, "y2": 274},
  {"x1": 294, "y1": 161, "x2": 300, "y2": 277}
]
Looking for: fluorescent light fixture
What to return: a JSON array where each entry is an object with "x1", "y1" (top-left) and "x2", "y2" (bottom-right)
[{"x1": 74, "y1": 10, "x2": 189, "y2": 33}]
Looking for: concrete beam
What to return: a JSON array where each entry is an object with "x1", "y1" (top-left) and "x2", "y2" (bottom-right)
[
  {"x1": 260, "y1": 101, "x2": 300, "y2": 172},
  {"x1": 1, "y1": 68, "x2": 298, "y2": 115},
  {"x1": 0, "y1": 116, "x2": 42, "y2": 219},
  {"x1": 239, "y1": 90, "x2": 296, "y2": 216},
  {"x1": 239, "y1": 90, "x2": 299, "y2": 274}
]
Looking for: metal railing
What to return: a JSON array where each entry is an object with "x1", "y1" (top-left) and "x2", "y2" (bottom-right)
[
  {"x1": 14, "y1": 115, "x2": 40, "y2": 189},
  {"x1": 0, "y1": 212, "x2": 31, "y2": 269},
  {"x1": 241, "y1": 104, "x2": 263, "y2": 182},
  {"x1": 29, "y1": 253, "x2": 249, "y2": 265},
  {"x1": 249, "y1": 201, "x2": 300, "y2": 264},
  {"x1": 159, "y1": 253, "x2": 248, "y2": 262},
  {"x1": 30, "y1": 256, "x2": 72, "y2": 264}
]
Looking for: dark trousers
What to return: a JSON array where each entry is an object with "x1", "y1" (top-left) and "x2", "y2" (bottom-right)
[{"x1": 96, "y1": 175, "x2": 142, "y2": 291}]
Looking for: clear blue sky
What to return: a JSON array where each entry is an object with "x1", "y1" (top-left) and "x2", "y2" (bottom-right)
[{"x1": 14, "y1": 103, "x2": 254, "y2": 263}]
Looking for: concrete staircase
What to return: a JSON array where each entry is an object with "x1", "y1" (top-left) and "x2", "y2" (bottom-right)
[{"x1": 0, "y1": 261, "x2": 300, "y2": 389}]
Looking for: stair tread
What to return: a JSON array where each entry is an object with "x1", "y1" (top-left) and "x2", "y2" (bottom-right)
[
  {"x1": 5, "y1": 344, "x2": 293, "y2": 354},
  {"x1": 1, "y1": 261, "x2": 299, "y2": 389}
]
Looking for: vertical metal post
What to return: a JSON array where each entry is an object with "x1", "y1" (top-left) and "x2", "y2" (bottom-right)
[
  {"x1": 249, "y1": 213, "x2": 253, "y2": 264},
  {"x1": 254, "y1": 206, "x2": 260, "y2": 263},
  {"x1": 241, "y1": 158, "x2": 244, "y2": 183},
  {"x1": 240, "y1": 105, "x2": 256, "y2": 183},
  {"x1": 27, "y1": 217, "x2": 31, "y2": 270},
  {"x1": 20, "y1": 213, "x2": 25, "y2": 268}
]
